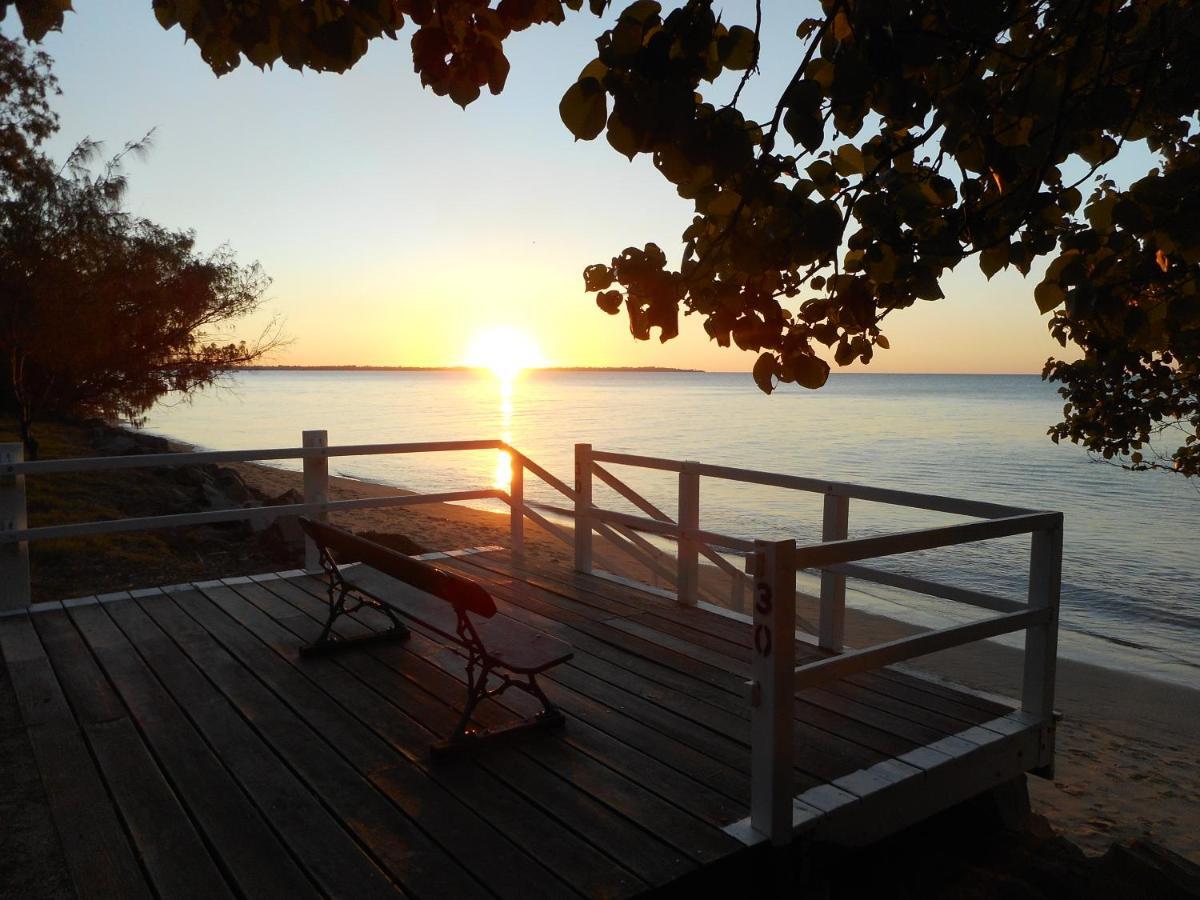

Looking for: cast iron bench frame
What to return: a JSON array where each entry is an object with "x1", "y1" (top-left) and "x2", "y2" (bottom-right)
[{"x1": 298, "y1": 518, "x2": 572, "y2": 756}]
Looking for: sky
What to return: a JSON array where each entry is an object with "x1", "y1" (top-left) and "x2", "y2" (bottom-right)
[{"x1": 8, "y1": 1, "x2": 1106, "y2": 373}]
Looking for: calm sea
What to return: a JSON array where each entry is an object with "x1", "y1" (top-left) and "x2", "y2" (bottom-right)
[{"x1": 144, "y1": 370, "x2": 1200, "y2": 688}]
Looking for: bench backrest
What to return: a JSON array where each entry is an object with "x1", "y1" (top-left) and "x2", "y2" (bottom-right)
[{"x1": 299, "y1": 518, "x2": 497, "y2": 618}]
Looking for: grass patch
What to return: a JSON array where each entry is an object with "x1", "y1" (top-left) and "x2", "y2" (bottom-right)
[{"x1": 1, "y1": 417, "x2": 296, "y2": 600}]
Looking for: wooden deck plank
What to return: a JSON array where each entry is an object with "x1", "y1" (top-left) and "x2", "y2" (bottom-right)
[
  {"x1": 151, "y1": 587, "x2": 540, "y2": 900},
  {"x1": 103, "y1": 595, "x2": 404, "y2": 900},
  {"x1": 245, "y1": 578, "x2": 687, "y2": 892},
  {"x1": 263, "y1": 575, "x2": 744, "y2": 866},
  {"x1": 643, "y1": 600, "x2": 1010, "y2": 732},
  {"x1": 277, "y1": 573, "x2": 760, "y2": 812},
  {"x1": 615, "y1": 609, "x2": 958, "y2": 753},
  {"x1": 204, "y1": 579, "x2": 647, "y2": 899},
  {"x1": 279, "y1": 578, "x2": 748, "y2": 801},
  {"x1": 501, "y1": 561, "x2": 1016, "y2": 735},
  {"x1": 637, "y1": 593, "x2": 1011, "y2": 719},
  {"x1": 304, "y1": 558, "x2": 1006, "y2": 773},
  {"x1": 464, "y1": 553, "x2": 1010, "y2": 723},
  {"x1": 65, "y1": 601, "x2": 321, "y2": 900},
  {"x1": 30, "y1": 611, "x2": 126, "y2": 725},
  {"x1": 0, "y1": 615, "x2": 152, "y2": 900},
  {"x1": 470, "y1": 561, "x2": 1012, "y2": 734},
  {"x1": 466, "y1": 568, "x2": 938, "y2": 760},
  {"x1": 256, "y1": 575, "x2": 709, "y2": 886},
  {"x1": 345, "y1": 568, "x2": 877, "y2": 790},
  {"x1": 32, "y1": 610, "x2": 235, "y2": 900},
  {"x1": 436, "y1": 561, "x2": 900, "y2": 783},
  {"x1": 1, "y1": 550, "x2": 1046, "y2": 900}
]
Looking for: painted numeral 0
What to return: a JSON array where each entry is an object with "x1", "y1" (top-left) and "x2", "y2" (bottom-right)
[{"x1": 754, "y1": 581, "x2": 772, "y2": 657}]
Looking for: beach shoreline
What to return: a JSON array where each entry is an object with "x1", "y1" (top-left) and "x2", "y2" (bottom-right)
[{"x1": 220, "y1": 457, "x2": 1199, "y2": 863}]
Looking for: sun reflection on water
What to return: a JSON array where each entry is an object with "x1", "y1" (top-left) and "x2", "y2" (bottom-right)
[
  {"x1": 464, "y1": 326, "x2": 544, "y2": 492},
  {"x1": 492, "y1": 374, "x2": 514, "y2": 490}
]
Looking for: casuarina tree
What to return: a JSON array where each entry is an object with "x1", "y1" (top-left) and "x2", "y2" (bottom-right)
[{"x1": 0, "y1": 35, "x2": 277, "y2": 458}]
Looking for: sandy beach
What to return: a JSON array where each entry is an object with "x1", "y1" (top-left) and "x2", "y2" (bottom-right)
[{"x1": 229, "y1": 459, "x2": 1200, "y2": 864}]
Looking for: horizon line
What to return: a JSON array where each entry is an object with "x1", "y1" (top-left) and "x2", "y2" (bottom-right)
[{"x1": 236, "y1": 364, "x2": 1045, "y2": 376}]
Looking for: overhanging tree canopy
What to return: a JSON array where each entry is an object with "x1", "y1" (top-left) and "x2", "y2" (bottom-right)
[{"x1": 5, "y1": 0, "x2": 1195, "y2": 474}]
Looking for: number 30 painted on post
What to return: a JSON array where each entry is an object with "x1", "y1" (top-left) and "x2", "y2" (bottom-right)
[{"x1": 754, "y1": 582, "x2": 772, "y2": 657}]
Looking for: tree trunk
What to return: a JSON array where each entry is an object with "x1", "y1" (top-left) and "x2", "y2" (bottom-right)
[{"x1": 17, "y1": 411, "x2": 38, "y2": 461}]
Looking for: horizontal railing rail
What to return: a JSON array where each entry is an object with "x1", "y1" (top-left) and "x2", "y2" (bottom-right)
[
  {"x1": 592, "y1": 449, "x2": 1037, "y2": 517},
  {"x1": 0, "y1": 433, "x2": 512, "y2": 609},
  {"x1": 0, "y1": 489, "x2": 505, "y2": 545},
  {"x1": 829, "y1": 562, "x2": 1024, "y2": 614},
  {"x1": 1, "y1": 439, "x2": 505, "y2": 477},
  {"x1": 791, "y1": 606, "x2": 1050, "y2": 691},
  {"x1": 792, "y1": 512, "x2": 1058, "y2": 569}
]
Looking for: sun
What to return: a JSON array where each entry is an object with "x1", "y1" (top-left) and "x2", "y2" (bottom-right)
[{"x1": 465, "y1": 327, "x2": 547, "y2": 380}]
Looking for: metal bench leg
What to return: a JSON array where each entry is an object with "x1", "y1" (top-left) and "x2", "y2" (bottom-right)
[
  {"x1": 451, "y1": 651, "x2": 490, "y2": 741},
  {"x1": 300, "y1": 581, "x2": 409, "y2": 658},
  {"x1": 520, "y1": 673, "x2": 565, "y2": 726},
  {"x1": 430, "y1": 662, "x2": 565, "y2": 760}
]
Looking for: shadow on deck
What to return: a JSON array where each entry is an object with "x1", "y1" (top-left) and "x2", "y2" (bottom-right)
[{"x1": 0, "y1": 548, "x2": 1042, "y2": 899}]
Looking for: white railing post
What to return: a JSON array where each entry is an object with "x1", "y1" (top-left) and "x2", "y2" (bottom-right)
[
  {"x1": 749, "y1": 539, "x2": 796, "y2": 845},
  {"x1": 677, "y1": 462, "x2": 700, "y2": 605},
  {"x1": 574, "y1": 443, "x2": 593, "y2": 574},
  {"x1": 1022, "y1": 516, "x2": 1062, "y2": 772},
  {"x1": 302, "y1": 430, "x2": 329, "y2": 572},
  {"x1": 509, "y1": 452, "x2": 524, "y2": 564},
  {"x1": 819, "y1": 492, "x2": 849, "y2": 651},
  {"x1": 0, "y1": 443, "x2": 31, "y2": 611}
]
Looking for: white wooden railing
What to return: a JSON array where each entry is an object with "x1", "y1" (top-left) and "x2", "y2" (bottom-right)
[
  {"x1": 0, "y1": 432, "x2": 513, "y2": 609},
  {"x1": 0, "y1": 433, "x2": 1061, "y2": 849}
]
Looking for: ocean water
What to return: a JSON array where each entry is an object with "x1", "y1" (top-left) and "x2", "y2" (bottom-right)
[{"x1": 143, "y1": 370, "x2": 1200, "y2": 688}]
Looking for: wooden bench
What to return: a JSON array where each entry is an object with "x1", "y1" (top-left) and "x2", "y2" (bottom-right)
[{"x1": 298, "y1": 518, "x2": 573, "y2": 756}]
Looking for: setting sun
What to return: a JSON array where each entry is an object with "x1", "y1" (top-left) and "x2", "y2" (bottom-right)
[{"x1": 465, "y1": 326, "x2": 547, "y2": 380}]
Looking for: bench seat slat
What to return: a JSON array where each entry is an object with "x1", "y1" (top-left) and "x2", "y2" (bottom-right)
[{"x1": 346, "y1": 568, "x2": 573, "y2": 674}]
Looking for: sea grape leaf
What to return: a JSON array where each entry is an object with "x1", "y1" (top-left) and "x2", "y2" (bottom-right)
[{"x1": 560, "y1": 78, "x2": 607, "y2": 141}]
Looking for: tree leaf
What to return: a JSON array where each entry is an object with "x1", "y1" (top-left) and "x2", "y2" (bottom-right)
[
  {"x1": 752, "y1": 352, "x2": 777, "y2": 394},
  {"x1": 619, "y1": 0, "x2": 661, "y2": 26},
  {"x1": 1035, "y1": 280, "x2": 1065, "y2": 313},
  {"x1": 583, "y1": 264, "x2": 613, "y2": 291},
  {"x1": 559, "y1": 78, "x2": 607, "y2": 141},
  {"x1": 781, "y1": 79, "x2": 824, "y2": 151},
  {"x1": 706, "y1": 189, "x2": 741, "y2": 216},
  {"x1": 833, "y1": 143, "x2": 864, "y2": 176},
  {"x1": 606, "y1": 110, "x2": 639, "y2": 160},
  {"x1": 980, "y1": 244, "x2": 1008, "y2": 280},
  {"x1": 719, "y1": 25, "x2": 757, "y2": 71},
  {"x1": 792, "y1": 353, "x2": 830, "y2": 389},
  {"x1": 596, "y1": 290, "x2": 623, "y2": 314}
]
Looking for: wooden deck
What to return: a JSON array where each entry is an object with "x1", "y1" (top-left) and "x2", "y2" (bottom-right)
[{"x1": 1, "y1": 548, "x2": 1043, "y2": 899}]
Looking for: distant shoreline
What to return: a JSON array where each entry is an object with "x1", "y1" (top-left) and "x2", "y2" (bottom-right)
[
  {"x1": 234, "y1": 365, "x2": 705, "y2": 373},
  {"x1": 233, "y1": 366, "x2": 1043, "y2": 376}
]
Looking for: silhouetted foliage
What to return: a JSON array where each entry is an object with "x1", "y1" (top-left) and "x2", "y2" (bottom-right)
[
  {"x1": 0, "y1": 33, "x2": 56, "y2": 188},
  {"x1": 0, "y1": 36, "x2": 276, "y2": 459},
  {"x1": 5, "y1": 1, "x2": 1196, "y2": 474}
]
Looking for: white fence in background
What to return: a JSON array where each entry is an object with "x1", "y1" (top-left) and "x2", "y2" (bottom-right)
[{"x1": 0, "y1": 433, "x2": 1061, "y2": 846}]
